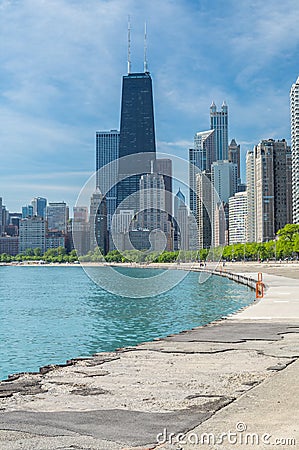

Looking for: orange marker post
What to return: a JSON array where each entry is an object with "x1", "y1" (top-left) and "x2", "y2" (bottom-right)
[{"x1": 256, "y1": 281, "x2": 264, "y2": 299}]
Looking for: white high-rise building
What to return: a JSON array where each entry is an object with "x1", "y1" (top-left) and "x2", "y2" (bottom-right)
[
  {"x1": 111, "y1": 209, "x2": 135, "y2": 252},
  {"x1": 112, "y1": 210, "x2": 135, "y2": 234},
  {"x1": 19, "y1": 216, "x2": 46, "y2": 254},
  {"x1": 246, "y1": 150, "x2": 256, "y2": 242},
  {"x1": 177, "y1": 202, "x2": 189, "y2": 250},
  {"x1": 290, "y1": 77, "x2": 299, "y2": 223},
  {"x1": 72, "y1": 206, "x2": 90, "y2": 256},
  {"x1": 229, "y1": 191, "x2": 248, "y2": 244},
  {"x1": 214, "y1": 203, "x2": 227, "y2": 247}
]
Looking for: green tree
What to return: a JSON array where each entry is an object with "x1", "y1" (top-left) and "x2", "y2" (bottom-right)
[
  {"x1": 0, "y1": 253, "x2": 11, "y2": 263},
  {"x1": 222, "y1": 245, "x2": 232, "y2": 261},
  {"x1": 276, "y1": 224, "x2": 299, "y2": 259},
  {"x1": 68, "y1": 249, "x2": 78, "y2": 262},
  {"x1": 293, "y1": 234, "x2": 299, "y2": 258},
  {"x1": 33, "y1": 248, "x2": 42, "y2": 257},
  {"x1": 57, "y1": 246, "x2": 66, "y2": 256},
  {"x1": 277, "y1": 224, "x2": 299, "y2": 241},
  {"x1": 264, "y1": 240, "x2": 275, "y2": 260},
  {"x1": 199, "y1": 248, "x2": 209, "y2": 261}
]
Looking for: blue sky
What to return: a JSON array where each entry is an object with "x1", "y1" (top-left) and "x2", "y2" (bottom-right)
[{"x1": 1, "y1": 0, "x2": 299, "y2": 212}]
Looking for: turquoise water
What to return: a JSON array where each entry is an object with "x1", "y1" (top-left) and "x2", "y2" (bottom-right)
[{"x1": 0, "y1": 266, "x2": 254, "y2": 380}]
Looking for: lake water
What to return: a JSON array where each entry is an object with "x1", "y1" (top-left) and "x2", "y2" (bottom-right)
[{"x1": 0, "y1": 266, "x2": 255, "y2": 380}]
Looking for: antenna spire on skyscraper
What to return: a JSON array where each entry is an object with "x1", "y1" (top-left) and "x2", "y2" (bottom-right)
[
  {"x1": 127, "y1": 16, "x2": 131, "y2": 74},
  {"x1": 144, "y1": 22, "x2": 148, "y2": 73}
]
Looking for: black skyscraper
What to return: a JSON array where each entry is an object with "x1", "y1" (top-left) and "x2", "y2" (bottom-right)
[{"x1": 117, "y1": 72, "x2": 156, "y2": 210}]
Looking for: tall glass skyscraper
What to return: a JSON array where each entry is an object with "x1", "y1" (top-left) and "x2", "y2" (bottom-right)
[
  {"x1": 117, "y1": 71, "x2": 156, "y2": 210},
  {"x1": 22, "y1": 205, "x2": 34, "y2": 219},
  {"x1": 46, "y1": 202, "x2": 69, "y2": 233},
  {"x1": 211, "y1": 160, "x2": 238, "y2": 246},
  {"x1": 96, "y1": 129, "x2": 119, "y2": 229},
  {"x1": 210, "y1": 101, "x2": 228, "y2": 161},
  {"x1": 290, "y1": 76, "x2": 299, "y2": 224},
  {"x1": 189, "y1": 129, "x2": 215, "y2": 218},
  {"x1": 31, "y1": 197, "x2": 47, "y2": 218}
]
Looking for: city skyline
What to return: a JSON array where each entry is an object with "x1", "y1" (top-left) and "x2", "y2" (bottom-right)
[{"x1": 1, "y1": 0, "x2": 299, "y2": 211}]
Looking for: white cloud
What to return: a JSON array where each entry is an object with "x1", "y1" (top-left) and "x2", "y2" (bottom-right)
[{"x1": 158, "y1": 140, "x2": 193, "y2": 148}]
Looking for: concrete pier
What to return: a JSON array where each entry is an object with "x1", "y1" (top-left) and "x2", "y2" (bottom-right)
[{"x1": 0, "y1": 263, "x2": 298, "y2": 449}]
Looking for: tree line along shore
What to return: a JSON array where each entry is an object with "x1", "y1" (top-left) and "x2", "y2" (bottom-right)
[{"x1": 1, "y1": 224, "x2": 299, "y2": 264}]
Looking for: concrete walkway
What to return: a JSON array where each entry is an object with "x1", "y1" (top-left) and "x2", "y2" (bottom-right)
[{"x1": 0, "y1": 265, "x2": 298, "y2": 449}]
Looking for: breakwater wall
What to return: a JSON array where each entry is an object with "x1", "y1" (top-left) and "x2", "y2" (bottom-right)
[{"x1": 142, "y1": 263, "x2": 259, "y2": 291}]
